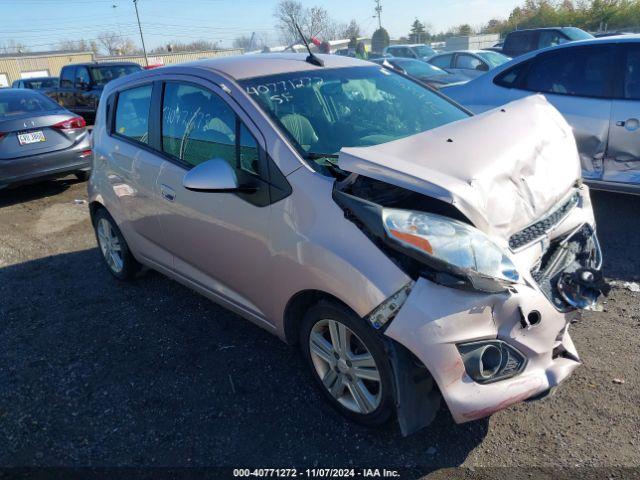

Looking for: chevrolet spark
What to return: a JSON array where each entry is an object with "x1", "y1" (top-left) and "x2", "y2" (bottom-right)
[{"x1": 89, "y1": 54, "x2": 606, "y2": 435}]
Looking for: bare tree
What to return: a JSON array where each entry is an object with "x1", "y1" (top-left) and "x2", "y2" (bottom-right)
[
  {"x1": 96, "y1": 31, "x2": 120, "y2": 55},
  {"x1": 58, "y1": 38, "x2": 99, "y2": 54},
  {"x1": 274, "y1": 0, "x2": 334, "y2": 44},
  {"x1": 96, "y1": 31, "x2": 139, "y2": 55},
  {"x1": 232, "y1": 34, "x2": 266, "y2": 51},
  {"x1": 150, "y1": 40, "x2": 219, "y2": 54},
  {"x1": 341, "y1": 19, "x2": 361, "y2": 40},
  {"x1": 0, "y1": 39, "x2": 30, "y2": 54}
]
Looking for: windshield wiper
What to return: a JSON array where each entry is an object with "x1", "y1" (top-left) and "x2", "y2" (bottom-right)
[{"x1": 304, "y1": 152, "x2": 339, "y2": 160}]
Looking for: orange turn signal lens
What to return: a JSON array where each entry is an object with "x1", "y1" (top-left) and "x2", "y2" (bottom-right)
[{"x1": 390, "y1": 229, "x2": 433, "y2": 254}]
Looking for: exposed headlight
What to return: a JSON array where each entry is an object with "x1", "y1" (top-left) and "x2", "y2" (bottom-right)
[{"x1": 382, "y1": 208, "x2": 520, "y2": 284}]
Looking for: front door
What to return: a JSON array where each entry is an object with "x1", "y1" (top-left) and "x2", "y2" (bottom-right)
[
  {"x1": 604, "y1": 44, "x2": 640, "y2": 188},
  {"x1": 154, "y1": 78, "x2": 274, "y2": 322}
]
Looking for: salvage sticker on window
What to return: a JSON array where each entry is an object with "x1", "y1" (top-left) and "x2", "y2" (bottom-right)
[{"x1": 18, "y1": 131, "x2": 46, "y2": 145}]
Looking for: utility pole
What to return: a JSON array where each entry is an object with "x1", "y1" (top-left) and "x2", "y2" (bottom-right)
[
  {"x1": 133, "y1": 0, "x2": 149, "y2": 67},
  {"x1": 374, "y1": 0, "x2": 382, "y2": 29}
]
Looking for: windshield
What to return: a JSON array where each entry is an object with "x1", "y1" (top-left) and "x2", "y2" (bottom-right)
[
  {"x1": 0, "y1": 90, "x2": 61, "y2": 117},
  {"x1": 476, "y1": 51, "x2": 511, "y2": 68},
  {"x1": 394, "y1": 59, "x2": 446, "y2": 77},
  {"x1": 89, "y1": 65, "x2": 141, "y2": 87},
  {"x1": 413, "y1": 45, "x2": 436, "y2": 58},
  {"x1": 562, "y1": 27, "x2": 594, "y2": 41},
  {"x1": 240, "y1": 66, "x2": 468, "y2": 170},
  {"x1": 24, "y1": 78, "x2": 58, "y2": 89}
]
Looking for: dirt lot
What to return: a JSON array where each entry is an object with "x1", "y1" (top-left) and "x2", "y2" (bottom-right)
[{"x1": 0, "y1": 177, "x2": 639, "y2": 475}]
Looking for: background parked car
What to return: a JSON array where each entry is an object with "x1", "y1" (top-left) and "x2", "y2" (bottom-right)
[
  {"x1": 371, "y1": 57, "x2": 470, "y2": 88},
  {"x1": 500, "y1": 27, "x2": 593, "y2": 57},
  {"x1": 0, "y1": 88, "x2": 91, "y2": 189},
  {"x1": 443, "y1": 36, "x2": 640, "y2": 194},
  {"x1": 11, "y1": 77, "x2": 59, "y2": 91},
  {"x1": 427, "y1": 50, "x2": 511, "y2": 79},
  {"x1": 46, "y1": 62, "x2": 142, "y2": 124},
  {"x1": 383, "y1": 44, "x2": 437, "y2": 60}
]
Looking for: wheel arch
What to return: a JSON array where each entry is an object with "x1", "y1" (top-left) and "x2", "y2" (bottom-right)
[
  {"x1": 88, "y1": 199, "x2": 106, "y2": 225},
  {"x1": 282, "y1": 289, "x2": 358, "y2": 345}
]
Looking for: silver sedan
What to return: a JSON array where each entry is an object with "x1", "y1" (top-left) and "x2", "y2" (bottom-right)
[{"x1": 444, "y1": 36, "x2": 640, "y2": 194}]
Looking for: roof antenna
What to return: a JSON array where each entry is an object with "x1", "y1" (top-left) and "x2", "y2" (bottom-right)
[{"x1": 294, "y1": 22, "x2": 324, "y2": 67}]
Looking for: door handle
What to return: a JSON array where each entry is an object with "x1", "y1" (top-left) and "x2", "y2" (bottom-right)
[
  {"x1": 160, "y1": 184, "x2": 175, "y2": 202},
  {"x1": 617, "y1": 118, "x2": 640, "y2": 131}
]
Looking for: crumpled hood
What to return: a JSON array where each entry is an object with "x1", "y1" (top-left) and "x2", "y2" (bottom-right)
[{"x1": 338, "y1": 95, "x2": 581, "y2": 240}]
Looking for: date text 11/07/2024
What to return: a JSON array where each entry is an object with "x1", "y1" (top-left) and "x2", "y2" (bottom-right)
[{"x1": 232, "y1": 468, "x2": 401, "y2": 478}]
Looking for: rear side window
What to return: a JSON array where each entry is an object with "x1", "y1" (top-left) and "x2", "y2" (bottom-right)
[
  {"x1": 523, "y1": 46, "x2": 613, "y2": 98},
  {"x1": 538, "y1": 30, "x2": 565, "y2": 49},
  {"x1": 114, "y1": 84, "x2": 152, "y2": 145},
  {"x1": 494, "y1": 61, "x2": 530, "y2": 88},
  {"x1": 430, "y1": 54, "x2": 452, "y2": 69},
  {"x1": 623, "y1": 45, "x2": 640, "y2": 100},
  {"x1": 456, "y1": 54, "x2": 484, "y2": 70},
  {"x1": 505, "y1": 32, "x2": 535, "y2": 54},
  {"x1": 75, "y1": 67, "x2": 90, "y2": 88},
  {"x1": 162, "y1": 82, "x2": 259, "y2": 174},
  {"x1": 60, "y1": 67, "x2": 74, "y2": 88}
]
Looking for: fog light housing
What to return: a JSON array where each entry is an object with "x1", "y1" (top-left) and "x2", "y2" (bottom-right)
[{"x1": 457, "y1": 340, "x2": 527, "y2": 384}]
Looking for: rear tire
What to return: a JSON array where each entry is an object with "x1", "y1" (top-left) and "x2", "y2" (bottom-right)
[
  {"x1": 300, "y1": 300, "x2": 395, "y2": 427},
  {"x1": 93, "y1": 208, "x2": 140, "y2": 280},
  {"x1": 75, "y1": 171, "x2": 90, "y2": 182}
]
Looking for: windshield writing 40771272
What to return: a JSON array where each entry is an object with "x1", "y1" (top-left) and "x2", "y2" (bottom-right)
[{"x1": 245, "y1": 76, "x2": 324, "y2": 104}]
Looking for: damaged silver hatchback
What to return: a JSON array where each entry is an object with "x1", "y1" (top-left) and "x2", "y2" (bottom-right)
[{"x1": 89, "y1": 54, "x2": 607, "y2": 435}]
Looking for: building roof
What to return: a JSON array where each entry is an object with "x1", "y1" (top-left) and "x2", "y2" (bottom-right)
[{"x1": 0, "y1": 50, "x2": 92, "y2": 59}]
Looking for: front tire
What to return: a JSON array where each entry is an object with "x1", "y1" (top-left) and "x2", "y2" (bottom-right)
[
  {"x1": 300, "y1": 301, "x2": 395, "y2": 427},
  {"x1": 93, "y1": 208, "x2": 140, "y2": 280}
]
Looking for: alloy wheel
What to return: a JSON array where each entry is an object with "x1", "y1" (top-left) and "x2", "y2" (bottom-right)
[
  {"x1": 309, "y1": 319, "x2": 382, "y2": 415},
  {"x1": 97, "y1": 218, "x2": 124, "y2": 274}
]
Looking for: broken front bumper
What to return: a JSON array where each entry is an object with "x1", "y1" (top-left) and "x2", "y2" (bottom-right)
[
  {"x1": 385, "y1": 278, "x2": 583, "y2": 423},
  {"x1": 384, "y1": 191, "x2": 604, "y2": 425}
]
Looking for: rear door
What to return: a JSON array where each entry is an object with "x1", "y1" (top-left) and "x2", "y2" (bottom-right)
[
  {"x1": 154, "y1": 76, "x2": 275, "y2": 321},
  {"x1": 105, "y1": 81, "x2": 172, "y2": 267},
  {"x1": 605, "y1": 43, "x2": 640, "y2": 187},
  {"x1": 518, "y1": 44, "x2": 616, "y2": 181}
]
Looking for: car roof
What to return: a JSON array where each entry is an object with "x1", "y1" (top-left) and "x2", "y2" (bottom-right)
[
  {"x1": 471, "y1": 34, "x2": 640, "y2": 82},
  {"x1": 508, "y1": 27, "x2": 586, "y2": 34},
  {"x1": 387, "y1": 44, "x2": 430, "y2": 48},
  {"x1": 158, "y1": 53, "x2": 372, "y2": 80}
]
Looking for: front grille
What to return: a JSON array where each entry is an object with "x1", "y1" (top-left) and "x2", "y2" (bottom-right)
[{"x1": 509, "y1": 192, "x2": 580, "y2": 250}]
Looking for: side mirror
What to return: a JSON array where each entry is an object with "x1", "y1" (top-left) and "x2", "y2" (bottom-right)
[
  {"x1": 76, "y1": 81, "x2": 91, "y2": 91},
  {"x1": 183, "y1": 158, "x2": 241, "y2": 192},
  {"x1": 476, "y1": 63, "x2": 489, "y2": 72}
]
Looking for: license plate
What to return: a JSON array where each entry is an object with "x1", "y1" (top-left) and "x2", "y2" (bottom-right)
[{"x1": 18, "y1": 131, "x2": 46, "y2": 145}]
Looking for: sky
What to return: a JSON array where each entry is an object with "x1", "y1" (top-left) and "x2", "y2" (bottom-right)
[{"x1": 0, "y1": 0, "x2": 524, "y2": 53}]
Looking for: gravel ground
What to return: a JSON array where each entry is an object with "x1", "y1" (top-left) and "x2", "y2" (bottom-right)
[{"x1": 0, "y1": 177, "x2": 638, "y2": 476}]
